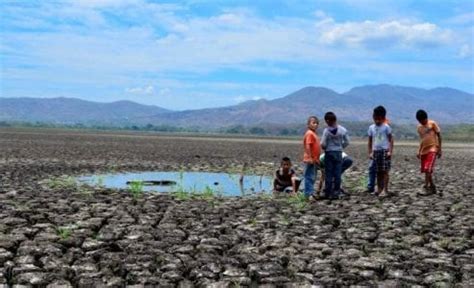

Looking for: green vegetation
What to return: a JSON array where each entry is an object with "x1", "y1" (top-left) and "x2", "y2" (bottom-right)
[
  {"x1": 345, "y1": 175, "x2": 368, "y2": 192},
  {"x1": 170, "y1": 170, "x2": 222, "y2": 202},
  {"x1": 443, "y1": 124, "x2": 474, "y2": 142},
  {"x1": 280, "y1": 214, "x2": 291, "y2": 225},
  {"x1": 128, "y1": 180, "x2": 144, "y2": 200},
  {"x1": 96, "y1": 175, "x2": 105, "y2": 187},
  {"x1": 44, "y1": 176, "x2": 77, "y2": 190},
  {"x1": 2, "y1": 120, "x2": 472, "y2": 140},
  {"x1": 288, "y1": 193, "x2": 308, "y2": 210},
  {"x1": 249, "y1": 217, "x2": 257, "y2": 226},
  {"x1": 56, "y1": 226, "x2": 73, "y2": 240},
  {"x1": 43, "y1": 176, "x2": 92, "y2": 196}
]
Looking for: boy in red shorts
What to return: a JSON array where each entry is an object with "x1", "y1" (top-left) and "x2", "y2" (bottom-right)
[{"x1": 416, "y1": 109, "x2": 442, "y2": 194}]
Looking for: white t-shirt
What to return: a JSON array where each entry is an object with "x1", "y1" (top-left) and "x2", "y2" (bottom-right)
[{"x1": 368, "y1": 123, "x2": 392, "y2": 151}]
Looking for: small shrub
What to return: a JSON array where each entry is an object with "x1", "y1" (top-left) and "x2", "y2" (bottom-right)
[
  {"x1": 56, "y1": 226, "x2": 73, "y2": 240},
  {"x1": 288, "y1": 193, "x2": 308, "y2": 210},
  {"x1": 128, "y1": 180, "x2": 144, "y2": 200}
]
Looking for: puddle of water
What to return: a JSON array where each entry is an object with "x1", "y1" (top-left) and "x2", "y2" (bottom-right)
[{"x1": 77, "y1": 171, "x2": 273, "y2": 196}]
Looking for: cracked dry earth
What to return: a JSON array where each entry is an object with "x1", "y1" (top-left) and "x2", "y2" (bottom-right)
[{"x1": 0, "y1": 129, "x2": 473, "y2": 287}]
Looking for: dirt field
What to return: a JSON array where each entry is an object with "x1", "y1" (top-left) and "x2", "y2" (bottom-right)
[{"x1": 0, "y1": 128, "x2": 473, "y2": 287}]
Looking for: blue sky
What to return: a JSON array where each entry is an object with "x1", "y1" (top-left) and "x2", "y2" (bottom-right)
[{"x1": 1, "y1": 0, "x2": 473, "y2": 110}]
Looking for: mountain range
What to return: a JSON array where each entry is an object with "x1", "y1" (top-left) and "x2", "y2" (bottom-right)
[{"x1": 1, "y1": 84, "x2": 473, "y2": 127}]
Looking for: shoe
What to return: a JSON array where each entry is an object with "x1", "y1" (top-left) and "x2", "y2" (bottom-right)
[{"x1": 365, "y1": 188, "x2": 375, "y2": 193}]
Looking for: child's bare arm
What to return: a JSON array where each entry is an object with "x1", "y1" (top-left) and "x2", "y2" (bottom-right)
[
  {"x1": 317, "y1": 171, "x2": 324, "y2": 192},
  {"x1": 437, "y1": 132, "x2": 442, "y2": 158},
  {"x1": 291, "y1": 176, "x2": 297, "y2": 194},
  {"x1": 388, "y1": 134, "x2": 394, "y2": 157}
]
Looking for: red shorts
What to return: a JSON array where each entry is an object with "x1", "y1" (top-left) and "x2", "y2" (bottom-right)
[{"x1": 421, "y1": 152, "x2": 437, "y2": 173}]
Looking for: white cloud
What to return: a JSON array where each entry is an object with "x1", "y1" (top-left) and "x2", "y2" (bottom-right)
[
  {"x1": 2, "y1": 2, "x2": 472, "y2": 107},
  {"x1": 126, "y1": 85, "x2": 154, "y2": 95},
  {"x1": 318, "y1": 19, "x2": 453, "y2": 49},
  {"x1": 233, "y1": 95, "x2": 265, "y2": 103},
  {"x1": 70, "y1": 0, "x2": 143, "y2": 9},
  {"x1": 446, "y1": 12, "x2": 474, "y2": 25},
  {"x1": 458, "y1": 44, "x2": 472, "y2": 58}
]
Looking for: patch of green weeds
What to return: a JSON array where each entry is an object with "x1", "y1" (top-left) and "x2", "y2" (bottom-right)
[
  {"x1": 450, "y1": 203, "x2": 463, "y2": 212},
  {"x1": 44, "y1": 176, "x2": 77, "y2": 190},
  {"x1": 128, "y1": 180, "x2": 144, "y2": 200},
  {"x1": 96, "y1": 176, "x2": 105, "y2": 188},
  {"x1": 288, "y1": 193, "x2": 308, "y2": 210},
  {"x1": 280, "y1": 214, "x2": 291, "y2": 225},
  {"x1": 230, "y1": 280, "x2": 241, "y2": 288},
  {"x1": 172, "y1": 189, "x2": 190, "y2": 201},
  {"x1": 56, "y1": 226, "x2": 73, "y2": 240},
  {"x1": 358, "y1": 176, "x2": 368, "y2": 190},
  {"x1": 201, "y1": 185, "x2": 215, "y2": 200},
  {"x1": 43, "y1": 176, "x2": 93, "y2": 196},
  {"x1": 258, "y1": 193, "x2": 273, "y2": 201},
  {"x1": 345, "y1": 175, "x2": 368, "y2": 192},
  {"x1": 107, "y1": 164, "x2": 119, "y2": 174},
  {"x1": 249, "y1": 217, "x2": 257, "y2": 226}
]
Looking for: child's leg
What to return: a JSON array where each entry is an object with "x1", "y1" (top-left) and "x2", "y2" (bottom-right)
[
  {"x1": 368, "y1": 159, "x2": 377, "y2": 192},
  {"x1": 383, "y1": 171, "x2": 389, "y2": 193},
  {"x1": 424, "y1": 173, "x2": 430, "y2": 188},
  {"x1": 376, "y1": 172, "x2": 384, "y2": 194},
  {"x1": 324, "y1": 153, "x2": 335, "y2": 196},
  {"x1": 342, "y1": 156, "x2": 353, "y2": 174},
  {"x1": 427, "y1": 172, "x2": 434, "y2": 187},
  {"x1": 333, "y1": 152, "x2": 343, "y2": 193},
  {"x1": 294, "y1": 178, "x2": 301, "y2": 193},
  {"x1": 303, "y1": 163, "x2": 315, "y2": 198},
  {"x1": 317, "y1": 170, "x2": 325, "y2": 195}
]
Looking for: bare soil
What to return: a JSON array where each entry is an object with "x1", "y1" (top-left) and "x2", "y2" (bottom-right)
[{"x1": 0, "y1": 129, "x2": 472, "y2": 287}]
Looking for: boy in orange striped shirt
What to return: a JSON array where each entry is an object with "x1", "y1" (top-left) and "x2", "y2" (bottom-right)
[{"x1": 416, "y1": 109, "x2": 442, "y2": 194}]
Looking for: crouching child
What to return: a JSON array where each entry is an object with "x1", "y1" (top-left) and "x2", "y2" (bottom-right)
[{"x1": 273, "y1": 157, "x2": 301, "y2": 195}]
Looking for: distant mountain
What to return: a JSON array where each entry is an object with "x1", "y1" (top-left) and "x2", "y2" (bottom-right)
[
  {"x1": 0, "y1": 97, "x2": 170, "y2": 124},
  {"x1": 1, "y1": 85, "x2": 472, "y2": 127},
  {"x1": 140, "y1": 84, "x2": 473, "y2": 126}
]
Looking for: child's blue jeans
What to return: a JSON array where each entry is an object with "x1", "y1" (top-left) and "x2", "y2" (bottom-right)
[
  {"x1": 367, "y1": 159, "x2": 383, "y2": 192},
  {"x1": 324, "y1": 151, "x2": 343, "y2": 196},
  {"x1": 303, "y1": 163, "x2": 318, "y2": 197}
]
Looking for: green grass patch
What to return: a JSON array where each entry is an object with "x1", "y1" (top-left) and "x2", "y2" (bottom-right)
[{"x1": 127, "y1": 180, "x2": 144, "y2": 200}]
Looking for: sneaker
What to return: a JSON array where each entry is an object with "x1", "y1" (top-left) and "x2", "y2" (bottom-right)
[
  {"x1": 365, "y1": 188, "x2": 375, "y2": 193},
  {"x1": 308, "y1": 195, "x2": 318, "y2": 202}
]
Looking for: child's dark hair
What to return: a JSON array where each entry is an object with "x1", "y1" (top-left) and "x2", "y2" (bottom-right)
[
  {"x1": 416, "y1": 109, "x2": 428, "y2": 121},
  {"x1": 324, "y1": 112, "x2": 337, "y2": 122},
  {"x1": 281, "y1": 157, "x2": 291, "y2": 163},
  {"x1": 307, "y1": 116, "x2": 319, "y2": 125},
  {"x1": 373, "y1": 106, "x2": 387, "y2": 118}
]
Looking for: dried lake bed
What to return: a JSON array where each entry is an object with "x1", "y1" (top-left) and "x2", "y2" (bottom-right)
[{"x1": 0, "y1": 128, "x2": 473, "y2": 287}]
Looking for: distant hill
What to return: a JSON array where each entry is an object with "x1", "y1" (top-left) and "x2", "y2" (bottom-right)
[
  {"x1": 1, "y1": 85, "x2": 472, "y2": 127},
  {"x1": 140, "y1": 84, "x2": 473, "y2": 126},
  {"x1": 0, "y1": 97, "x2": 170, "y2": 124}
]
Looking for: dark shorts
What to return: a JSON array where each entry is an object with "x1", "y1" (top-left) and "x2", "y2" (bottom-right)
[
  {"x1": 373, "y1": 149, "x2": 391, "y2": 172},
  {"x1": 274, "y1": 178, "x2": 301, "y2": 193}
]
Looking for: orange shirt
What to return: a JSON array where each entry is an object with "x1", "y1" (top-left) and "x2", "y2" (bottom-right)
[
  {"x1": 417, "y1": 120, "x2": 441, "y2": 155},
  {"x1": 303, "y1": 129, "x2": 321, "y2": 163}
]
